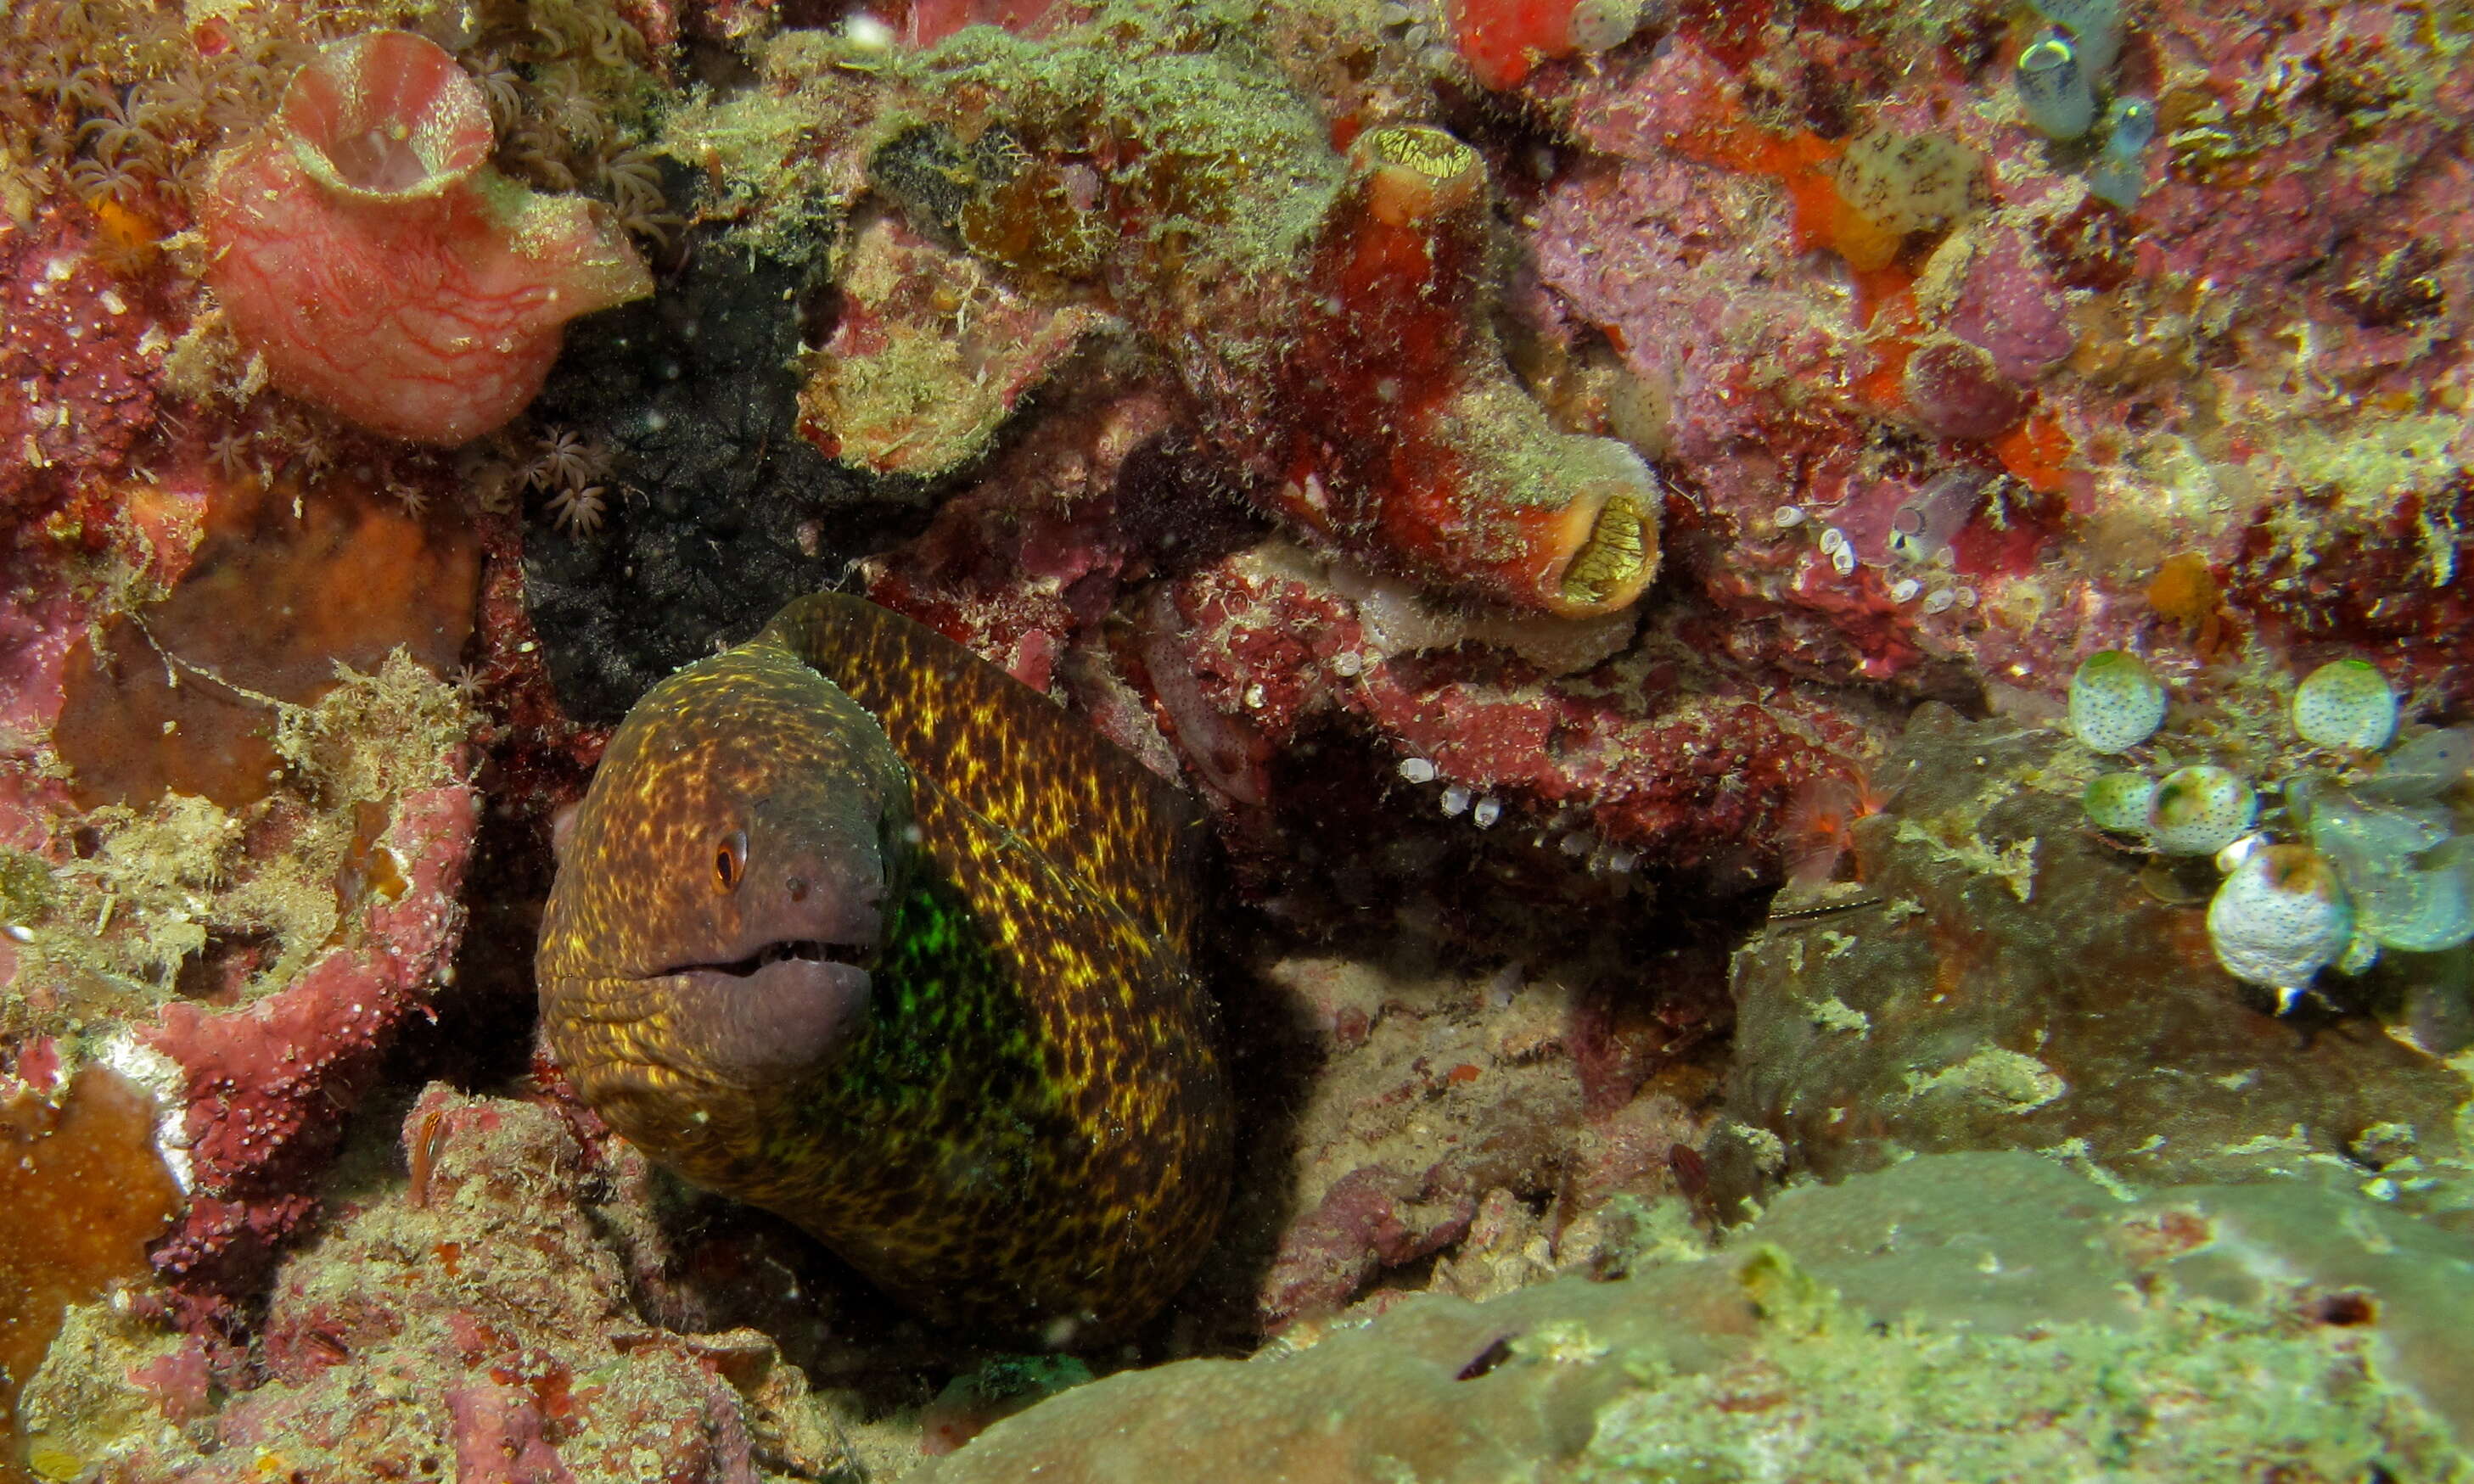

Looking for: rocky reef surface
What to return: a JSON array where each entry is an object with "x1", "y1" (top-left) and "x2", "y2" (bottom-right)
[
  {"x1": 916, "y1": 1152, "x2": 2474, "y2": 1481},
  {"x1": 0, "y1": 0, "x2": 2468, "y2": 1472}
]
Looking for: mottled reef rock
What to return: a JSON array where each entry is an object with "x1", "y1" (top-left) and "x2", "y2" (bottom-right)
[
  {"x1": 1716, "y1": 705, "x2": 2474, "y2": 1215},
  {"x1": 916, "y1": 1152, "x2": 2474, "y2": 1481}
]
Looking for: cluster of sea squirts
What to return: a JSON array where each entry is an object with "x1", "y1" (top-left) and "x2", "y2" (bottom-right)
[
  {"x1": 1999, "y1": 0, "x2": 2157, "y2": 209},
  {"x1": 2008, "y1": 0, "x2": 2155, "y2": 210},
  {"x1": 2069, "y1": 652, "x2": 2473, "y2": 1011}
]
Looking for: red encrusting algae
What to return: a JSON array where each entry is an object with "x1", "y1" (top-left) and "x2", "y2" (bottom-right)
[{"x1": 1272, "y1": 126, "x2": 1662, "y2": 619}]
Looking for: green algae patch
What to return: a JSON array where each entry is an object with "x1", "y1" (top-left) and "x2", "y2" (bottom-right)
[
  {"x1": 14, "y1": 1300, "x2": 195, "y2": 1484},
  {"x1": 669, "y1": 0, "x2": 1349, "y2": 285},
  {"x1": 1899, "y1": 1045, "x2": 2067, "y2": 1112},
  {"x1": 1578, "y1": 1301, "x2": 2456, "y2": 1484}
]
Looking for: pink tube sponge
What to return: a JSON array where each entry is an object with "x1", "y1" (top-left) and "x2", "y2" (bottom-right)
[{"x1": 203, "y1": 31, "x2": 653, "y2": 445}]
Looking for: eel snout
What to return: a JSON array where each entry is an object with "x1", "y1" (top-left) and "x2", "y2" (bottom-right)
[
  {"x1": 651, "y1": 952, "x2": 873, "y2": 1082},
  {"x1": 647, "y1": 836, "x2": 891, "y2": 1082}
]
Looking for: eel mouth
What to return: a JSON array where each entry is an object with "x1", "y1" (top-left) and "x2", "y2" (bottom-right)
[
  {"x1": 691, "y1": 938, "x2": 874, "y2": 977},
  {"x1": 648, "y1": 944, "x2": 878, "y2": 1080}
]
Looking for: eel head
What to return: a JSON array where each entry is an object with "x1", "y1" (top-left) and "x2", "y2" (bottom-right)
[{"x1": 536, "y1": 636, "x2": 914, "y2": 1190}]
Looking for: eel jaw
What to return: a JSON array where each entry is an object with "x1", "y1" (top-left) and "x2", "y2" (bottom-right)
[{"x1": 649, "y1": 942, "x2": 875, "y2": 1083}]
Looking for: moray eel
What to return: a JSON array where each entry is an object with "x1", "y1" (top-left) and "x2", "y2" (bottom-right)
[{"x1": 536, "y1": 594, "x2": 1231, "y2": 1341}]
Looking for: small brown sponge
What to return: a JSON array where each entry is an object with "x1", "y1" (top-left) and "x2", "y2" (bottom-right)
[
  {"x1": 914, "y1": 1153, "x2": 2473, "y2": 1481},
  {"x1": 54, "y1": 473, "x2": 480, "y2": 811},
  {"x1": 0, "y1": 1067, "x2": 180, "y2": 1479}
]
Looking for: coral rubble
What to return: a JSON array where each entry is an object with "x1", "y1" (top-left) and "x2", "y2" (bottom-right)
[{"x1": 20, "y1": 1089, "x2": 856, "y2": 1482}]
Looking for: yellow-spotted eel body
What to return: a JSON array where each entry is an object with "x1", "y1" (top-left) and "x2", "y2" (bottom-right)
[{"x1": 537, "y1": 594, "x2": 1230, "y2": 1341}]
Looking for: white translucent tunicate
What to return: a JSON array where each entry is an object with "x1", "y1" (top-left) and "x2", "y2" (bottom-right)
[
  {"x1": 2031, "y1": 0, "x2": 2122, "y2": 76},
  {"x1": 2015, "y1": 33, "x2": 2095, "y2": 140},
  {"x1": 1472, "y1": 797, "x2": 1502, "y2": 828},
  {"x1": 2067, "y1": 650, "x2": 2168, "y2": 753},
  {"x1": 2148, "y1": 764, "x2": 2258, "y2": 855},
  {"x1": 1889, "y1": 578, "x2": 1922, "y2": 603},
  {"x1": 2357, "y1": 725, "x2": 2474, "y2": 804},
  {"x1": 2282, "y1": 770, "x2": 2335, "y2": 832},
  {"x1": 1830, "y1": 545, "x2": 1857, "y2": 577},
  {"x1": 1817, "y1": 526, "x2": 1847, "y2": 555},
  {"x1": 1955, "y1": 587, "x2": 1978, "y2": 608},
  {"x1": 1440, "y1": 783, "x2": 1472, "y2": 817},
  {"x1": 2390, "y1": 725, "x2": 2474, "y2": 776},
  {"x1": 1399, "y1": 757, "x2": 1437, "y2": 784},
  {"x1": 2089, "y1": 98, "x2": 2155, "y2": 210},
  {"x1": 1882, "y1": 470, "x2": 1988, "y2": 567},
  {"x1": 1773, "y1": 505, "x2": 1807, "y2": 529},
  {"x1": 2309, "y1": 796, "x2": 2474, "y2": 953},
  {"x1": 2103, "y1": 96, "x2": 2157, "y2": 159},
  {"x1": 2307, "y1": 787, "x2": 2451, "y2": 860},
  {"x1": 1921, "y1": 589, "x2": 1958, "y2": 615},
  {"x1": 2086, "y1": 154, "x2": 2146, "y2": 212},
  {"x1": 2082, "y1": 772, "x2": 2155, "y2": 836},
  {"x1": 2353, "y1": 853, "x2": 2474, "y2": 954},
  {"x1": 2292, "y1": 658, "x2": 2398, "y2": 752},
  {"x1": 2209, "y1": 844, "x2": 2354, "y2": 1010}
]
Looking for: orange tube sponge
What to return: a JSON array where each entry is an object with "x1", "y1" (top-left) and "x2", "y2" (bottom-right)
[
  {"x1": 203, "y1": 31, "x2": 652, "y2": 445},
  {"x1": 1276, "y1": 126, "x2": 1660, "y2": 619}
]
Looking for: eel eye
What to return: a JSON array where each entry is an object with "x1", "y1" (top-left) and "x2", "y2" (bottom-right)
[{"x1": 714, "y1": 830, "x2": 748, "y2": 892}]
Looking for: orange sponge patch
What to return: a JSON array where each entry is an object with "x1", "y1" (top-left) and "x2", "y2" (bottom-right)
[{"x1": 0, "y1": 1069, "x2": 182, "y2": 1477}]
